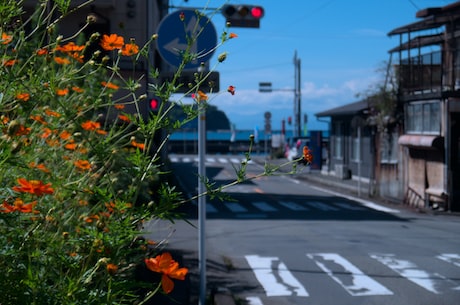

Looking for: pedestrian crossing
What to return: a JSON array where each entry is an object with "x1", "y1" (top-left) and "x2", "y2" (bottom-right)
[
  {"x1": 244, "y1": 253, "x2": 460, "y2": 303},
  {"x1": 170, "y1": 155, "x2": 248, "y2": 165},
  {"x1": 194, "y1": 198, "x2": 369, "y2": 216}
]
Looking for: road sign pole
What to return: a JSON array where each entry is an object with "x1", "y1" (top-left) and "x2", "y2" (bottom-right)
[{"x1": 198, "y1": 102, "x2": 206, "y2": 305}]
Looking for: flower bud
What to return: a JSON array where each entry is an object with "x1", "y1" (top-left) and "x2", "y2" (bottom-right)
[{"x1": 218, "y1": 52, "x2": 227, "y2": 63}]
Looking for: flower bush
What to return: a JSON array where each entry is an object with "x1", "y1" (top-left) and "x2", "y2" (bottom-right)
[
  {"x1": 0, "y1": 1, "x2": 223, "y2": 303},
  {"x1": 0, "y1": 1, "x2": 312, "y2": 304}
]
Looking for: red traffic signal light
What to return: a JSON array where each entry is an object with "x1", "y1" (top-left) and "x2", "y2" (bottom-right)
[
  {"x1": 222, "y1": 4, "x2": 264, "y2": 28},
  {"x1": 149, "y1": 97, "x2": 160, "y2": 111}
]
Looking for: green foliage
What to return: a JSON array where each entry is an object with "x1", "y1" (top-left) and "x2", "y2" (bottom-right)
[{"x1": 0, "y1": 1, "x2": 237, "y2": 304}]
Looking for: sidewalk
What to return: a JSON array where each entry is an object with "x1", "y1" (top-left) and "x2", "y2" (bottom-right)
[{"x1": 252, "y1": 156, "x2": 374, "y2": 200}]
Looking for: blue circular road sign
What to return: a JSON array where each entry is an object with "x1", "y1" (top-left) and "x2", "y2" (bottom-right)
[{"x1": 157, "y1": 10, "x2": 217, "y2": 69}]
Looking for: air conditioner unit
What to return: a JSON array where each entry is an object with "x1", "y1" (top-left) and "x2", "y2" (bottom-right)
[{"x1": 335, "y1": 164, "x2": 351, "y2": 180}]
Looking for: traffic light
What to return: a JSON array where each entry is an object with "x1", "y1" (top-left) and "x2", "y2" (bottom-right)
[
  {"x1": 149, "y1": 96, "x2": 160, "y2": 112},
  {"x1": 221, "y1": 4, "x2": 264, "y2": 28}
]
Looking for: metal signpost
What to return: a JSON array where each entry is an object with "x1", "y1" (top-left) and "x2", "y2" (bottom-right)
[{"x1": 157, "y1": 9, "x2": 218, "y2": 305}]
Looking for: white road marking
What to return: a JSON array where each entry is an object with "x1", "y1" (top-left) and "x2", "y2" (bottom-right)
[
  {"x1": 307, "y1": 253, "x2": 393, "y2": 296},
  {"x1": 437, "y1": 253, "x2": 460, "y2": 268},
  {"x1": 305, "y1": 201, "x2": 339, "y2": 211},
  {"x1": 246, "y1": 296, "x2": 263, "y2": 305},
  {"x1": 245, "y1": 255, "x2": 309, "y2": 297},
  {"x1": 334, "y1": 201, "x2": 367, "y2": 211},
  {"x1": 279, "y1": 201, "x2": 309, "y2": 211},
  {"x1": 370, "y1": 253, "x2": 460, "y2": 294},
  {"x1": 252, "y1": 201, "x2": 278, "y2": 212},
  {"x1": 225, "y1": 202, "x2": 248, "y2": 213}
]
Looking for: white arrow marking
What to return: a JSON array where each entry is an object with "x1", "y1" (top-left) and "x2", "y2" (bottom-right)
[{"x1": 245, "y1": 255, "x2": 309, "y2": 297}]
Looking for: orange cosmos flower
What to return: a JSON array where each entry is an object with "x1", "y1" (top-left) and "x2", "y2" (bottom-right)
[
  {"x1": 100, "y1": 34, "x2": 124, "y2": 51},
  {"x1": 59, "y1": 130, "x2": 71, "y2": 140},
  {"x1": 12, "y1": 178, "x2": 54, "y2": 196},
  {"x1": 14, "y1": 125, "x2": 31, "y2": 136},
  {"x1": 41, "y1": 127, "x2": 53, "y2": 139},
  {"x1": 81, "y1": 120, "x2": 101, "y2": 131},
  {"x1": 227, "y1": 85, "x2": 235, "y2": 95},
  {"x1": 1, "y1": 198, "x2": 37, "y2": 213},
  {"x1": 301, "y1": 146, "x2": 313, "y2": 164},
  {"x1": 74, "y1": 160, "x2": 91, "y2": 171},
  {"x1": 1, "y1": 32, "x2": 12, "y2": 44},
  {"x1": 56, "y1": 42, "x2": 85, "y2": 53},
  {"x1": 56, "y1": 88, "x2": 69, "y2": 96},
  {"x1": 54, "y1": 56, "x2": 71, "y2": 65},
  {"x1": 144, "y1": 253, "x2": 188, "y2": 294},
  {"x1": 106, "y1": 263, "x2": 118, "y2": 276},
  {"x1": 16, "y1": 93, "x2": 30, "y2": 101},
  {"x1": 29, "y1": 162, "x2": 50, "y2": 173},
  {"x1": 64, "y1": 142, "x2": 77, "y2": 150},
  {"x1": 45, "y1": 109, "x2": 61, "y2": 117},
  {"x1": 121, "y1": 42, "x2": 139, "y2": 56},
  {"x1": 101, "y1": 81, "x2": 119, "y2": 90},
  {"x1": 72, "y1": 86, "x2": 84, "y2": 93},
  {"x1": 131, "y1": 140, "x2": 145, "y2": 150},
  {"x1": 229, "y1": 33, "x2": 238, "y2": 39},
  {"x1": 114, "y1": 104, "x2": 125, "y2": 110},
  {"x1": 2, "y1": 59, "x2": 17, "y2": 66},
  {"x1": 193, "y1": 90, "x2": 208, "y2": 102},
  {"x1": 30, "y1": 115, "x2": 47, "y2": 125},
  {"x1": 118, "y1": 114, "x2": 130, "y2": 122},
  {"x1": 36, "y1": 48, "x2": 48, "y2": 56}
]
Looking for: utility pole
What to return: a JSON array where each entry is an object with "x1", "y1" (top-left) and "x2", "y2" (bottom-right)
[{"x1": 294, "y1": 51, "x2": 302, "y2": 138}]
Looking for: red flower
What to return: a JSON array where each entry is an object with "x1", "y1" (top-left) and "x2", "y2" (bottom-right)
[
  {"x1": 1, "y1": 198, "x2": 37, "y2": 213},
  {"x1": 144, "y1": 253, "x2": 188, "y2": 294},
  {"x1": 12, "y1": 178, "x2": 54, "y2": 196},
  {"x1": 227, "y1": 85, "x2": 235, "y2": 95}
]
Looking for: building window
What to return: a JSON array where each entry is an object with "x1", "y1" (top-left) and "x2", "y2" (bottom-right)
[
  {"x1": 351, "y1": 136, "x2": 359, "y2": 162},
  {"x1": 380, "y1": 131, "x2": 399, "y2": 164},
  {"x1": 405, "y1": 101, "x2": 440, "y2": 134},
  {"x1": 333, "y1": 122, "x2": 343, "y2": 159}
]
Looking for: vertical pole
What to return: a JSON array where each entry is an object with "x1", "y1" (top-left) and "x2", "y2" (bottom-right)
[
  {"x1": 198, "y1": 102, "x2": 207, "y2": 305},
  {"x1": 357, "y1": 126, "x2": 361, "y2": 197},
  {"x1": 296, "y1": 54, "x2": 302, "y2": 138}
]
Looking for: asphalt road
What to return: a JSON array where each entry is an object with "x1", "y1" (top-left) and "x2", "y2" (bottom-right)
[{"x1": 147, "y1": 154, "x2": 460, "y2": 305}]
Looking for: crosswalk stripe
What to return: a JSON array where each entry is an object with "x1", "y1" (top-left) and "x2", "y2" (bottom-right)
[
  {"x1": 279, "y1": 201, "x2": 309, "y2": 211},
  {"x1": 307, "y1": 253, "x2": 393, "y2": 296},
  {"x1": 252, "y1": 201, "x2": 278, "y2": 212},
  {"x1": 437, "y1": 253, "x2": 460, "y2": 267},
  {"x1": 370, "y1": 253, "x2": 460, "y2": 294},
  {"x1": 225, "y1": 202, "x2": 248, "y2": 213},
  {"x1": 245, "y1": 296, "x2": 263, "y2": 305},
  {"x1": 230, "y1": 158, "x2": 241, "y2": 164},
  {"x1": 245, "y1": 255, "x2": 309, "y2": 297},
  {"x1": 218, "y1": 157, "x2": 228, "y2": 163},
  {"x1": 305, "y1": 201, "x2": 340, "y2": 211},
  {"x1": 334, "y1": 201, "x2": 367, "y2": 211}
]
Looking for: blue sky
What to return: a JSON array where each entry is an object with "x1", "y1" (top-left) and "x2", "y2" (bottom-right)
[{"x1": 167, "y1": 0, "x2": 451, "y2": 131}]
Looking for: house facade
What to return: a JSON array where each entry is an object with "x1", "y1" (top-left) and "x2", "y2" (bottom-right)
[{"x1": 388, "y1": 1, "x2": 460, "y2": 212}]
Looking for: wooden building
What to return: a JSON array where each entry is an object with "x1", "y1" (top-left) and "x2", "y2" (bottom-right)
[{"x1": 388, "y1": 1, "x2": 460, "y2": 211}]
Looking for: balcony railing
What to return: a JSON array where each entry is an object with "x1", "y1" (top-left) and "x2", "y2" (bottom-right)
[{"x1": 395, "y1": 51, "x2": 447, "y2": 95}]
